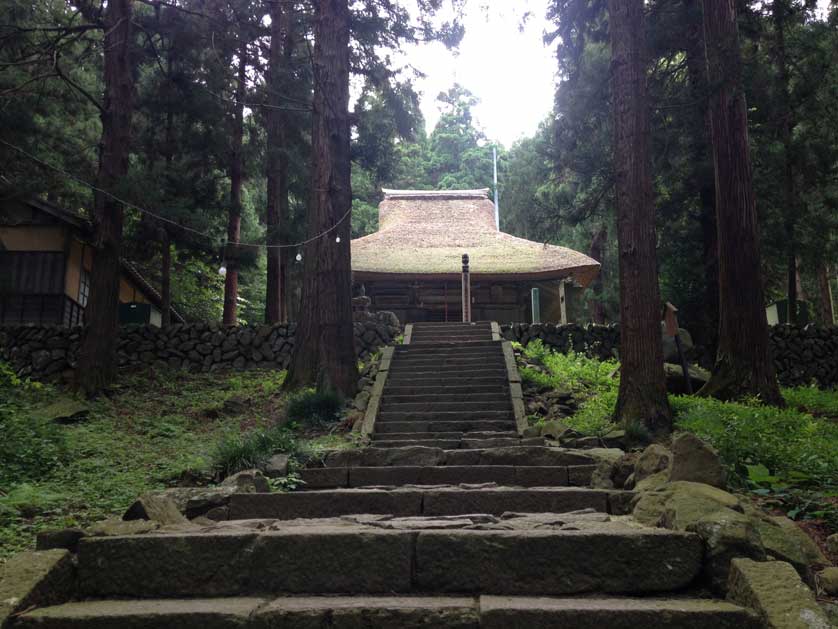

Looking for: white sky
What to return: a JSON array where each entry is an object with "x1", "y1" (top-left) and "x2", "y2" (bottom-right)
[
  {"x1": 397, "y1": 0, "x2": 833, "y2": 149},
  {"x1": 398, "y1": 0, "x2": 555, "y2": 149}
]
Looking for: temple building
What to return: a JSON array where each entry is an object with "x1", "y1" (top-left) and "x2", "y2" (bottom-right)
[{"x1": 350, "y1": 189, "x2": 600, "y2": 323}]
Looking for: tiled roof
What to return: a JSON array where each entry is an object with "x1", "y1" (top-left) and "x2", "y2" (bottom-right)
[{"x1": 350, "y1": 189, "x2": 600, "y2": 286}]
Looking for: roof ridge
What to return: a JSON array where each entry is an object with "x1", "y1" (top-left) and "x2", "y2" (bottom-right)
[{"x1": 381, "y1": 188, "x2": 490, "y2": 199}]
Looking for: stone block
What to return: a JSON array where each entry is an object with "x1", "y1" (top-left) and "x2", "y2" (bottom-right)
[{"x1": 0, "y1": 549, "x2": 75, "y2": 626}]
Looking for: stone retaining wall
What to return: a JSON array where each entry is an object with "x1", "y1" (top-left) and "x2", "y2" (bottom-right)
[
  {"x1": 0, "y1": 311, "x2": 400, "y2": 381},
  {"x1": 500, "y1": 322, "x2": 838, "y2": 388}
]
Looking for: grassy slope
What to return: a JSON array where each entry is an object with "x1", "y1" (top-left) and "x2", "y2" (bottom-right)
[{"x1": 0, "y1": 368, "x2": 291, "y2": 560}]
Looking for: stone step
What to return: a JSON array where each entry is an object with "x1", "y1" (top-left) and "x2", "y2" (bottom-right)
[
  {"x1": 389, "y1": 357, "x2": 505, "y2": 370},
  {"x1": 371, "y1": 431, "x2": 519, "y2": 441},
  {"x1": 387, "y1": 366, "x2": 509, "y2": 379},
  {"x1": 15, "y1": 595, "x2": 758, "y2": 628},
  {"x1": 384, "y1": 385, "x2": 508, "y2": 397},
  {"x1": 380, "y1": 391, "x2": 511, "y2": 404},
  {"x1": 230, "y1": 487, "x2": 633, "y2": 519},
  {"x1": 371, "y1": 439, "x2": 463, "y2": 449},
  {"x1": 370, "y1": 438, "x2": 544, "y2": 450},
  {"x1": 385, "y1": 375, "x2": 510, "y2": 388},
  {"x1": 411, "y1": 335, "x2": 493, "y2": 344},
  {"x1": 380, "y1": 400, "x2": 512, "y2": 413},
  {"x1": 375, "y1": 420, "x2": 517, "y2": 433},
  {"x1": 72, "y1": 526, "x2": 700, "y2": 598},
  {"x1": 395, "y1": 340, "x2": 500, "y2": 352},
  {"x1": 378, "y1": 410, "x2": 514, "y2": 422},
  {"x1": 302, "y1": 465, "x2": 590, "y2": 488},
  {"x1": 322, "y1": 446, "x2": 595, "y2": 468}
]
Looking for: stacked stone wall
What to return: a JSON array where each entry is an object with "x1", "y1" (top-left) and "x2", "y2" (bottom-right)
[
  {"x1": 1, "y1": 311, "x2": 400, "y2": 380},
  {"x1": 500, "y1": 322, "x2": 838, "y2": 388}
]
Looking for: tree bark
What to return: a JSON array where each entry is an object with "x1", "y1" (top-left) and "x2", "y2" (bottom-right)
[
  {"x1": 698, "y1": 0, "x2": 784, "y2": 405},
  {"x1": 608, "y1": 0, "x2": 672, "y2": 437},
  {"x1": 222, "y1": 41, "x2": 247, "y2": 326},
  {"x1": 75, "y1": 0, "x2": 135, "y2": 394},
  {"x1": 685, "y1": 0, "x2": 719, "y2": 360},
  {"x1": 284, "y1": 0, "x2": 358, "y2": 397},
  {"x1": 818, "y1": 263, "x2": 834, "y2": 325},
  {"x1": 265, "y1": 0, "x2": 291, "y2": 324},
  {"x1": 587, "y1": 223, "x2": 607, "y2": 324}
]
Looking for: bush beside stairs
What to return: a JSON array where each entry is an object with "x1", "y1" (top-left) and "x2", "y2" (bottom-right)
[{"x1": 4, "y1": 323, "x2": 818, "y2": 628}]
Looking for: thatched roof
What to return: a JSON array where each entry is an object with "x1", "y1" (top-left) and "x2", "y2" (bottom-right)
[{"x1": 350, "y1": 189, "x2": 600, "y2": 286}]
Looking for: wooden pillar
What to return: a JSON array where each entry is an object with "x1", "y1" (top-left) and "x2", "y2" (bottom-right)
[
  {"x1": 559, "y1": 280, "x2": 568, "y2": 324},
  {"x1": 462, "y1": 253, "x2": 471, "y2": 323}
]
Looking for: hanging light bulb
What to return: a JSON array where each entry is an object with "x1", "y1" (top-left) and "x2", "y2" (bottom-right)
[
  {"x1": 218, "y1": 263, "x2": 227, "y2": 277},
  {"x1": 295, "y1": 252, "x2": 302, "y2": 262},
  {"x1": 335, "y1": 235, "x2": 341, "y2": 243}
]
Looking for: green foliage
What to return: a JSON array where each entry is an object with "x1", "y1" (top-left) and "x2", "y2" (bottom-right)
[
  {"x1": 0, "y1": 367, "x2": 290, "y2": 561},
  {"x1": 285, "y1": 388, "x2": 343, "y2": 428},
  {"x1": 210, "y1": 425, "x2": 297, "y2": 478},
  {"x1": 0, "y1": 363, "x2": 66, "y2": 487},
  {"x1": 783, "y1": 386, "x2": 838, "y2": 418},
  {"x1": 267, "y1": 472, "x2": 305, "y2": 493},
  {"x1": 672, "y1": 395, "x2": 838, "y2": 486}
]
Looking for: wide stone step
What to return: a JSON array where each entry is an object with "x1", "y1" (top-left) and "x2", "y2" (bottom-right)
[
  {"x1": 370, "y1": 438, "x2": 544, "y2": 450},
  {"x1": 385, "y1": 375, "x2": 510, "y2": 388},
  {"x1": 395, "y1": 340, "x2": 499, "y2": 352},
  {"x1": 380, "y1": 400, "x2": 512, "y2": 413},
  {"x1": 375, "y1": 420, "x2": 517, "y2": 433},
  {"x1": 411, "y1": 336, "x2": 493, "y2": 344},
  {"x1": 389, "y1": 358, "x2": 505, "y2": 370},
  {"x1": 384, "y1": 385, "x2": 508, "y2": 397},
  {"x1": 321, "y1": 446, "x2": 596, "y2": 468},
  {"x1": 371, "y1": 431, "x2": 519, "y2": 441},
  {"x1": 298, "y1": 465, "x2": 592, "y2": 488},
  {"x1": 16, "y1": 595, "x2": 758, "y2": 628},
  {"x1": 73, "y1": 526, "x2": 700, "y2": 598},
  {"x1": 382, "y1": 393, "x2": 511, "y2": 405},
  {"x1": 229, "y1": 487, "x2": 632, "y2": 519},
  {"x1": 371, "y1": 439, "x2": 463, "y2": 449},
  {"x1": 387, "y1": 367, "x2": 509, "y2": 379},
  {"x1": 378, "y1": 410, "x2": 514, "y2": 422}
]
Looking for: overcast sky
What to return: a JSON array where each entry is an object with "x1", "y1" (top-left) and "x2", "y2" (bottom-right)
[
  {"x1": 399, "y1": 0, "x2": 554, "y2": 149},
  {"x1": 398, "y1": 0, "x2": 833, "y2": 149}
]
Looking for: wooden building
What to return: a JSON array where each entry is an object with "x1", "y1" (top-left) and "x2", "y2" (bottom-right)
[
  {"x1": 350, "y1": 189, "x2": 600, "y2": 323},
  {"x1": 0, "y1": 196, "x2": 183, "y2": 326}
]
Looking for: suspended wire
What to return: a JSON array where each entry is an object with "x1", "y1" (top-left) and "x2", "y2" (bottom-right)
[{"x1": 0, "y1": 138, "x2": 351, "y2": 250}]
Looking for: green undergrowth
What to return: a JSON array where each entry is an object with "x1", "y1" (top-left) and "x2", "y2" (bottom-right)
[
  {"x1": 517, "y1": 340, "x2": 838, "y2": 531},
  {"x1": 0, "y1": 363, "x2": 300, "y2": 561}
]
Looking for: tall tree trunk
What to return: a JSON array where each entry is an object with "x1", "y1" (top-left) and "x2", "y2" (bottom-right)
[
  {"x1": 265, "y1": 1, "x2": 291, "y2": 324},
  {"x1": 75, "y1": 0, "x2": 134, "y2": 394},
  {"x1": 698, "y1": 0, "x2": 784, "y2": 405},
  {"x1": 222, "y1": 42, "x2": 246, "y2": 326},
  {"x1": 772, "y1": 0, "x2": 798, "y2": 326},
  {"x1": 587, "y1": 224, "x2": 607, "y2": 324},
  {"x1": 159, "y1": 227, "x2": 171, "y2": 328},
  {"x1": 685, "y1": 0, "x2": 719, "y2": 360},
  {"x1": 608, "y1": 0, "x2": 672, "y2": 437},
  {"x1": 284, "y1": 0, "x2": 358, "y2": 397},
  {"x1": 817, "y1": 263, "x2": 834, "y2": 325}
]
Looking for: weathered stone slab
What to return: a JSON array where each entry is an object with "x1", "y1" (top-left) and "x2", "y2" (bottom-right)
[
  {"x1": 513, "y1": 466, "x2": 569, "y2": 487},
  {"x1": 479, "y1": 596, "x2": 760, "y2": 629},
  {"x1": 123, "y1": 494, "x2": 187, "y2": 525},
  {"x1": 228, "y1": 490, "x2": 423, "y2": 520},
  {"x1": 254, "y1": 596, "x2": 478, "y2": 629},
  {"x1": 298, "y1": 467, "x2": 349, "y2": 488},
  {"x1": 0, "y1": 549, "x2": 75, "y2": 627},
  {"x1": 414, "y1": 529, "x2": 702, "y2": 594},
  {"x1": 727, "y1": 558, "x2": 832, "y2": 629},
  {"x1": 423, "y1": 488, "x2": 610, "y2": 516},
  {"x1": 77, "y1": 533, "x2": 256, "y2": 598},
  {"x1": 251, "y1": 530, "x2": 414, "y2": 594},
  {"x1": 15, "y1": 598, "x2": 264, "y2": 629}
]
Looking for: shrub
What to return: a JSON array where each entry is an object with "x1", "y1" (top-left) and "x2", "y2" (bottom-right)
[
  {"x1": 0, "y1": 363, "x2": 66, "y2": 487},
  {"x1": 673, "y1": 395, "x2": 838, "y2": 486},
  {"x1": 286, "y1": 388, "x2": 343, "y2": 428},
  {"x1": 210, "y1": 426, "x2": 297, "y2": 478}
]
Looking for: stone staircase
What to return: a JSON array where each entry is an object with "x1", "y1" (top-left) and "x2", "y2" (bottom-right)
[{"x1": 13, "y1": 322, "x2": 761, "y2": 628}]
